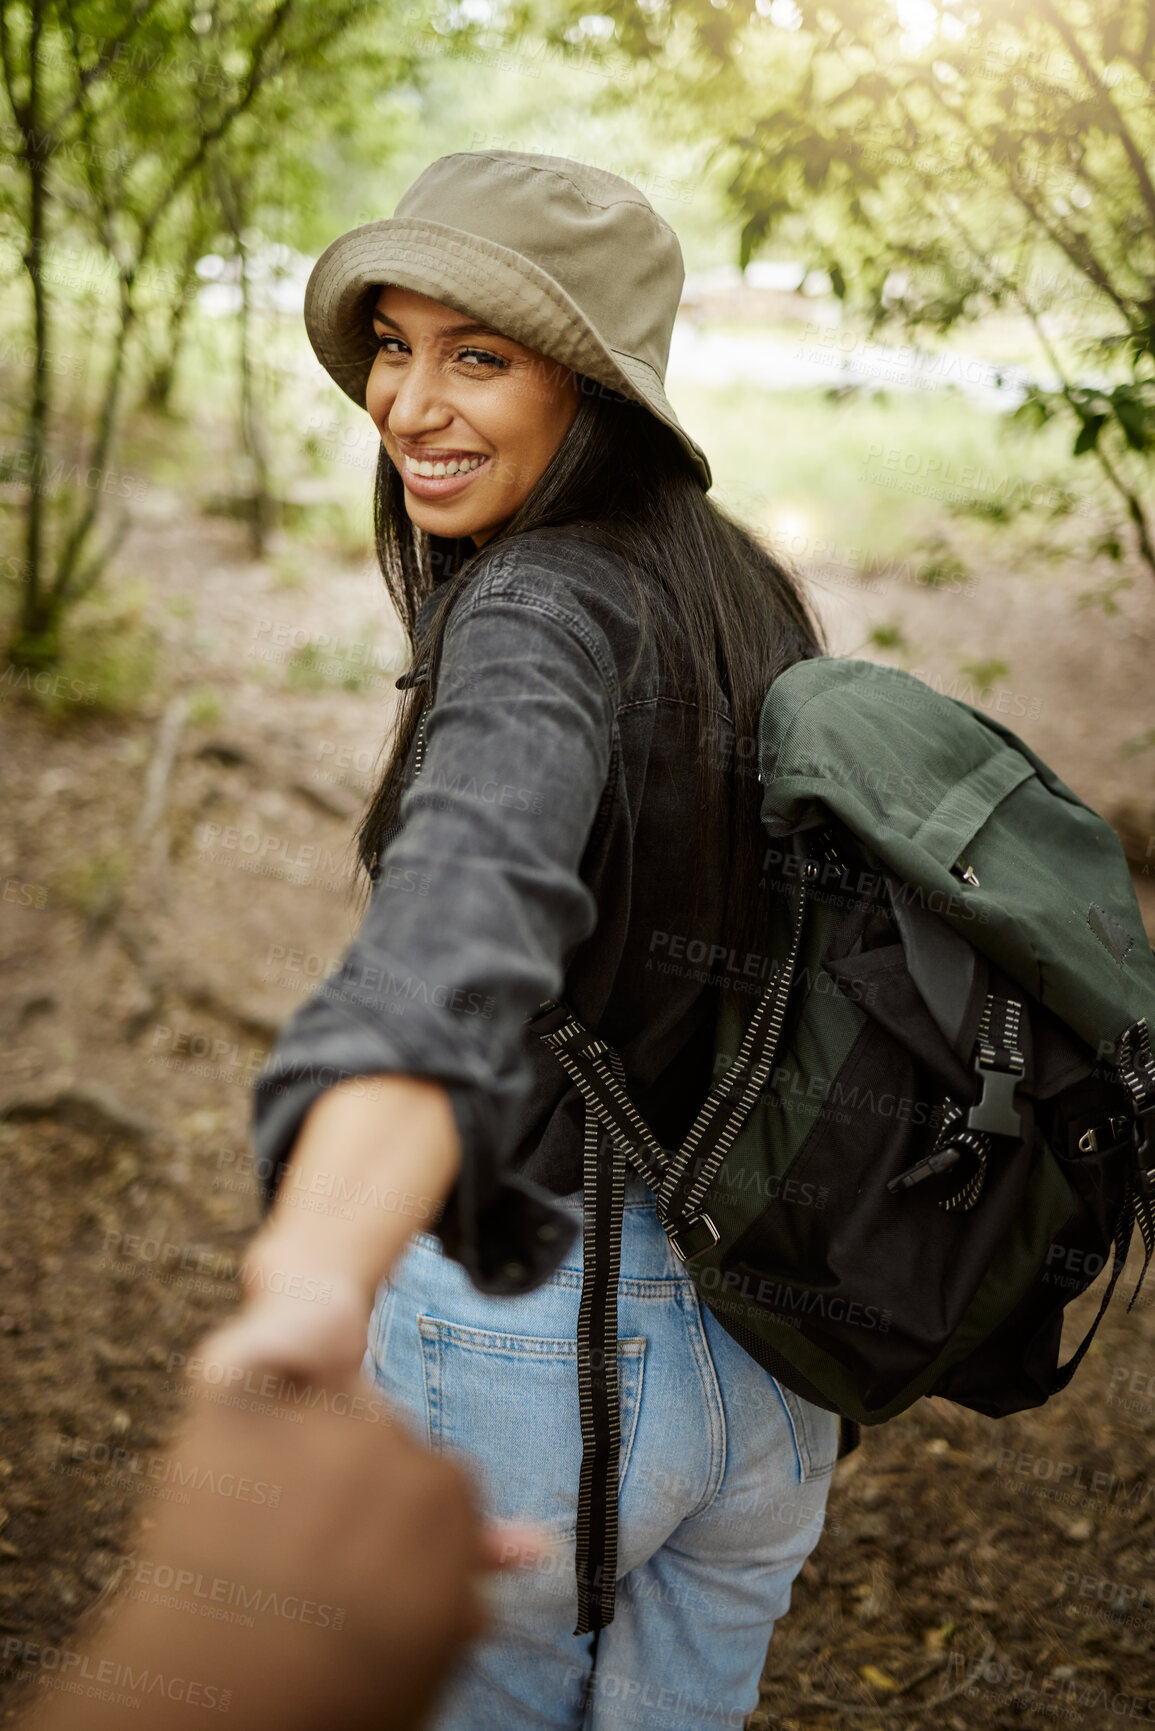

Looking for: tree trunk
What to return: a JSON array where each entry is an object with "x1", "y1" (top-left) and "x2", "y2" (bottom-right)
[
  {"x1": 238, "y1": 235, "x2": 273, "y2": 556},
  {"x1": 141, "y1": 221, "x2": 209, "y2": 414},
  {"x1": 12, "y1": 1, "x2": 56, "y2": 670}
]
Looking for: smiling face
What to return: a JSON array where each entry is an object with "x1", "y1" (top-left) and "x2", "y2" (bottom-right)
[{"x1": 364, "y1": 285, "x2": 583, "y2": 549}]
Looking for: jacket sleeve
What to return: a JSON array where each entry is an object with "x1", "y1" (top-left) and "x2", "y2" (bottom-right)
[{"x1": 248, "y1": 557, "x2": 620, "y2": 1293}]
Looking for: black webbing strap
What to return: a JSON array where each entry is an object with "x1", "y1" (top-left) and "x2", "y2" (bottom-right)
[
  {"x1": 1117, "y1": 1017, "x2": 1155, "y2": 1299},
  {"x1": 942, "y1": 991, "x2": 1024, "y2": 1212},
  {"x1": 531, "y1": 1008, "x2": 671, "y2": 1198},
  {"x1": 1052, "y1": 1201, "x2": 1134, "y2": 1391},
  {"x1": 529, "y1": 863, "x2": 819, "y2": 1634},
  {"x1": 529, "y1": 1020, "x2": 649, "y2": 1634},
  {"x1": 978, "y1": 994, "x2": 1025, "y2": 1075},
  {"x1": 965, "y1": 992, "x2": 1026, "y2": 1141},
  {"x1": 1053, "y1": 1015, "x2": 1155, "y2": 1390},
  {"x1": 655, "y1": 859, "x2": 818, "y2": 1234},
  {"x1": 573, "y1": 1070, "x2": 627, "y2": 1633}
]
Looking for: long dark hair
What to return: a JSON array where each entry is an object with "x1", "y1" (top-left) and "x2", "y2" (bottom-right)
[{"x1": 348, "y1": 378, "x2": 826, "y2": 1019}]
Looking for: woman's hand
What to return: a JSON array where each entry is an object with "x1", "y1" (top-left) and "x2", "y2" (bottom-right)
[
  {"x1": 202, "y1": 1247, "x2": 374, "y2": 1389},
  {"x1": 210, "y1": 1073, "x2": 462, "y2": 1388}
]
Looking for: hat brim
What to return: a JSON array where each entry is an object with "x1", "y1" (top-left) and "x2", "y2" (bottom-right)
[{"x1": 303, "y1": 218, "x2": 712, "y2": 493}]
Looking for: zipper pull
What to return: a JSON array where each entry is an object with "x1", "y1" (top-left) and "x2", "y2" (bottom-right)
[
  {"x1": 395, "y1": 659, "x2": 430, "y2": 691},
  {"x1": 887, "y1": 1146, "x2": 962, "y2": 1193},
  {"x1": 413, "y1": 706, "x2": 428, "y2": 778}
]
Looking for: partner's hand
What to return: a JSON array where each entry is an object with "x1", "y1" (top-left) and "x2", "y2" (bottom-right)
[{"x1": 30, "y1": 1328, "x2": 548, "y2": 1731}]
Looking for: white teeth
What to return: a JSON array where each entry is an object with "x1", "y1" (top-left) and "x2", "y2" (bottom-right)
[{"x1": 404, "y1": 453, "x2": 486, "y2": 479}]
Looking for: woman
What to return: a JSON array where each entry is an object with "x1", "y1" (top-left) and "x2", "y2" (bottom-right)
[{"x1": 229, "y1": 150, "x2": 839, "y2": 1730}]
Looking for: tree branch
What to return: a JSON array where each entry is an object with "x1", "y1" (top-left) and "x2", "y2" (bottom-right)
[
  {"x1": 1036, "y1": 0, "x2": 1155, "y2": 231},
  {"x1": 817, "y1": 27, "x2": 1155, "y2": 582},
  {"x1": 903, "y1": 160, "x2": 1155, "y2": 579},
  {"x1": 52, "y1": 2, "x2": 311, "y2": 600},
  {"x1": 49, "y1": 267, "x2": 136, "y2": 601},
  {"x1": 46, "y1": 0, "x2": 164, "y2": 148},
  {"x1": 134, "y1": 0, "x2": 297, "y2": 268},
  {"x1": 63, "y1": 505, "x2": 132, "y2": 607},
  {"x1": 910, "y1": 70, "x2": 1138, "y2": 327},
  {"x1": 0, "y1": 0, "x2": 28, "y2": 133}
]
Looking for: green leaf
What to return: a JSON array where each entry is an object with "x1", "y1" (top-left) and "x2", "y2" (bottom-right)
[
  {"x1": 1112, "y1": 390, "x2": 1152, "y2": 453},
  {"x1": 1073, "y1": 414, "x2": 1106, "y2": 456},
  {"x1": 738, "y1": 215, "x2": 767, "y2": 272}
]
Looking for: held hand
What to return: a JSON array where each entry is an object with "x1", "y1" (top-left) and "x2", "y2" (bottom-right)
[
  {"x1": 203, "y1": 1248, "x2": 373, "y2": 1389},
  {"x1": 35, "y1": 1325, "x2": 551, "y2": 1731},
  {"x1": 214, "y1": 1073, "x2": 461, "y2": 1390},
  {"x1": 171, "y1": 1322, "x2": 551, "y2": 1730}
]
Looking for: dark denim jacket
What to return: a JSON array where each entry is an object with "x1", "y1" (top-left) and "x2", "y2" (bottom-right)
[{"x1": 250, "y1": 523, "x2": 745, "y2": 1295}]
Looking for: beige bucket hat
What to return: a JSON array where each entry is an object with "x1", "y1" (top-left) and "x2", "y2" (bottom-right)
[{"x1": 303, "y1": 150, "x2": 712, "y2": 492}]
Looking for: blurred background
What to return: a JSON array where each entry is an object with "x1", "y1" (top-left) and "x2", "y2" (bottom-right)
[{"x1": 1, "y1": 1, "x2": 1153, "y2": 1726}]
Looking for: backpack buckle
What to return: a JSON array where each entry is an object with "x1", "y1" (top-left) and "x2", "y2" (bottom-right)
[
  {"x1": 666, "y1": 1213, "x2": 719, "y2": 1264},
  {"x1": 967, "y1": 1052, "x2": 1024, "y2": 1139},
  {"x1": 1077, "y1": 1115, "x2": 1132, "y2": 1153},
  {"x1": 526, "y1": 997, "x2": 571, "y2": 1036}
]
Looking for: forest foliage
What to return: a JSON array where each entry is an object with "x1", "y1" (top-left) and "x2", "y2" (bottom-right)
[{"x1": 1, "y1": 0, "x2": 1151, "y2": 672}]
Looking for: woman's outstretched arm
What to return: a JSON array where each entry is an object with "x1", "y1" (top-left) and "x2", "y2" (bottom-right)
[
  {"x1": 249, "y1": 557, "x2": 617, "y2": 1304},
  {"x1": 214, "y1": 1073, "x2": 462, "y2": 1380}
]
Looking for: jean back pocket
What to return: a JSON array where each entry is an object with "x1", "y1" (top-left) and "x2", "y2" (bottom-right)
[{"x1": 418, "y1": 1316, "x2": 646, "y2": 1540}]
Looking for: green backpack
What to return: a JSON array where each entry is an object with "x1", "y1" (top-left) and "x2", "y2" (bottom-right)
[{"x1": 526, "y1": 657, "x2": 1155, "y2": 1635}]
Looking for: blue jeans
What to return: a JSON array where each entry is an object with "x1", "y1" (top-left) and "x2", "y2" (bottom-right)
[{"x1": 362, "y1": 1173, "x2": 839, "y2": 1730}]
